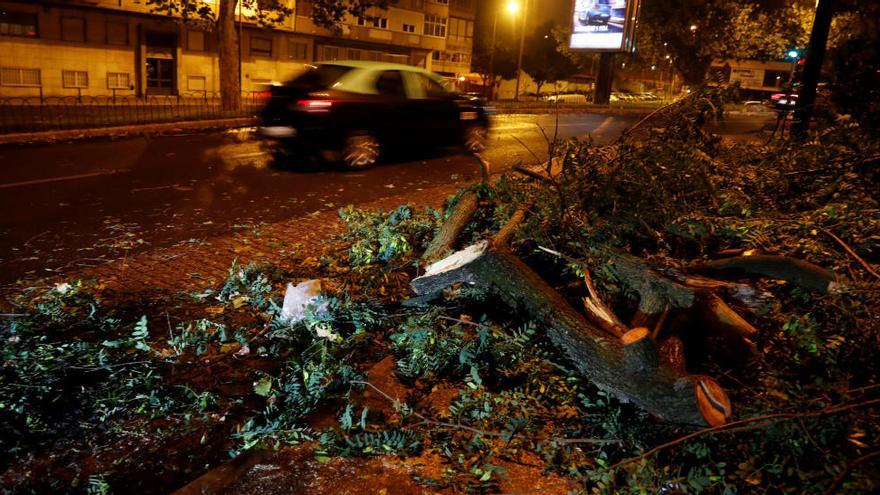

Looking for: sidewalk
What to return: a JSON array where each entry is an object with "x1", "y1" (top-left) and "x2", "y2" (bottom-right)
[{"x1": 35, "y1": 180, "x2": 465, "y2": 298}]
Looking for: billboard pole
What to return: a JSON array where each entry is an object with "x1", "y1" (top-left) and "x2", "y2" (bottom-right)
[{"x1": 594, "y1": 52, "x2": 614, "y2": 105}]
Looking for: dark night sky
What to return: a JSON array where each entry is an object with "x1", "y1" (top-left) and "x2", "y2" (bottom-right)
[{"x1": 475, "y1": 0, "x2": 571, "y2": 41}]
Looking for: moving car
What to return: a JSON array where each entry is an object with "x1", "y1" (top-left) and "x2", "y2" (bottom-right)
[
  {"x1": 258, "y1": 61, "x2": 490, "y2": 169},
  {"x1": 577, "y1": 1, "x2": 612, "y2": 26}
]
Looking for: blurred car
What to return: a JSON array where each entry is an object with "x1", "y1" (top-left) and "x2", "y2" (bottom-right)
[
  {"x1": 577, "y1": 1, "x2": 612, "y2": 26},
  {"x1": 742, "y1": 100, "x2": 771, "y2": 113},
  {"x1": 258, "y1": 61, "x2": 490, "y2": 169}
]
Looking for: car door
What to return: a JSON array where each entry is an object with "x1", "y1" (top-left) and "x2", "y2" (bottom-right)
[
  {"x1": 402, "y1": 71, "x2": 462, "y2": 145},
  {"x1": 372, "y1": 70, "x2": 412, "y2": 145}
]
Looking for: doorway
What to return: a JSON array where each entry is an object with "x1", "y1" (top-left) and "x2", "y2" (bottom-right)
[{"x1": 145, "y1": 58, "x2": 175, "y2": 94}]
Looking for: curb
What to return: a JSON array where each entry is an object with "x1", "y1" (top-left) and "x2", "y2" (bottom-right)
[
  {"x1": 491, "y1": 105, "x2": 656, "y2": 117},
  {"x1": 0, "y1": 117, "x2": 257, "y2": 146}
]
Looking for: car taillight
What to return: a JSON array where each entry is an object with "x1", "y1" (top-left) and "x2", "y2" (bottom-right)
[{"x1": 295, "y1": 99, "x2": 334, "y2": 113}]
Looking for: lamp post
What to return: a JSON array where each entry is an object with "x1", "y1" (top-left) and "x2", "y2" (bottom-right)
[
  {"x1": 489, "y1": 1, "x2": 521, "y2": 101},
  {"x1": 513, "y1": 0, "x2": 528, "y2": 101}
]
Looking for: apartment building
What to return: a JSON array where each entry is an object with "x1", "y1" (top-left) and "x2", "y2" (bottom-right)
[{"x1": 0, "y1": 0, "x2": 476, "y2": 98}]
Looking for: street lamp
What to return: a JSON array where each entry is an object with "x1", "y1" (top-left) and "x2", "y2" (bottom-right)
[
  {"x1": 489, "y1": 0, "x2": 523, "y2": 100},
  {"x1": 689, "y1": 24, "x2": 697, "y2": 32},
  {"x1": 787, "y1": 49, "x2": 799, "y2": 59}
]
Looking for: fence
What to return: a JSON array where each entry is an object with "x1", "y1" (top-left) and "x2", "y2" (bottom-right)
[{"x1": 0, "y1": 92, "x2": 267, "y2": 134}]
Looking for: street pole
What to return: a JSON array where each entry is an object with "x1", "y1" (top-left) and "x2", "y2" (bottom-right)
[
  {"x1": 513, "y1": 0, "x2": 528, "y2": 101},
  {"x1": 791, "y1": 0, "x2": 833, "y2": 137},
  {"x1": 594, "y1": 52, "x2": 614, "y2": 105},
  {"x1": 488, "y1": 10, "x2": 498, "y2": 100}
]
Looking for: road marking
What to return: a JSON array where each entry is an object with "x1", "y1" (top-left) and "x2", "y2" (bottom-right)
[
  {"x1": 591, "y1": 117, "x2": 614, "y2": 135},
  {"x1": 0, "y1": 169, "x2": 131, "y2": 190}
]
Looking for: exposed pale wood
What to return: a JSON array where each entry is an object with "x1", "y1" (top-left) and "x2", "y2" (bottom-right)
[
  {"x1": 703, "y1": 294, "x2": 758, "y2": 341},
  {"x1": 412, "y1": 244, "x2": 731, "y2": 426}
]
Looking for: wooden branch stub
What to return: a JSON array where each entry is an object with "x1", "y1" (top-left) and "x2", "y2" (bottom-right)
[
  {"x1": 421, "y1": 191, "x2": 479, "y2": 266},
  {"x1": 695, "y1": 254, "x2": 837, "y2": 293},
  {"x1": 695, "y1": 378, "x2": 732, "y2": 427},
  {"x1": 493, "y1": 204, "x2": 531, "y2": 248}
]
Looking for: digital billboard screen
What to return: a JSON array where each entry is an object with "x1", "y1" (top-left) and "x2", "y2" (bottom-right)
[{"x1": 569, "y1": 0, "x2": 638, "y2": 52}]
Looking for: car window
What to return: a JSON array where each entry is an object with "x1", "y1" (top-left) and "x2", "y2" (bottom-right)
[
  {"x1": 406, "y1": 72, "x2": 449, "y2": 99},
  {"x1": 375, "y1": 71, "x2": 406, "y2": 98},
  {"x1": 288, "y1": 64, "x2": 353, "y2": 91}
]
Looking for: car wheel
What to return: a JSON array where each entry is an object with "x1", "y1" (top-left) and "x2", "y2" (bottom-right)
[
  {"x1": 464, "y1": 125, "x2": 488, "y2": 154},
  {"x1": 342, "y1": 132, "x2": 380, "y2": 169}
]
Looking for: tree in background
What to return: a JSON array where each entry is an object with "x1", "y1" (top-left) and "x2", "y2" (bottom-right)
[
  {"x1": 472, "y1": 40, "x2": 517, "y2": 100},
  {"x1": 522, "y1": 21, "x2": 578, "y2": 97},
  {"x1": 637, "y1": 0, "x2": 804, "y2": 85},
  {"x1": 148, "y1": 0, "x2": 394, "y2": 110}
]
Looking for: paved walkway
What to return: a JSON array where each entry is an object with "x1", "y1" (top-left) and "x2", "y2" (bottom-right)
[{"x1": 47, "y1": 181, "x2": 463, "y2": 297}]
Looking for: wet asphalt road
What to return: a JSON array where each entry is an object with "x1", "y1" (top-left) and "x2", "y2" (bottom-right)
[
  {"x1": 0, "y1": 112, "x2": 770, "y2": 284},
  {"x1": 0, "y1": 113, "x2": 638, "y2": 284}
]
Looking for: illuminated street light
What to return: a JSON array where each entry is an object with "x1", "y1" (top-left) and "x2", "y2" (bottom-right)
[
  {"x1": 689, "y1": 24, "x2": 697, "y2": 32},
  {"x1": 506, "y1": 0, "x2": 520, "y2": 15},
  {"x1": 787, "y1": 49, "x2": 799, "y2": 59}
]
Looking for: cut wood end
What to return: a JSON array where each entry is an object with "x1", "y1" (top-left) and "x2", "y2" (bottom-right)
[
  {"x1": 621, "y1": 327, "x2": 650, "y2": 345},
  {"x1": 422, "y1": 241, "x2": 488, "y2": 278},
  {"x1": 695, "y1": 377, "x2": 732, "y2": 427}
]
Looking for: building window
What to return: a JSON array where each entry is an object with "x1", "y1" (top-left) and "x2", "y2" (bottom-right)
[
  {"x1": 402, "y1": 23, "x2": 415, "y2": 33},
  {"x1": 424, "y1": 14, "x2": 447, "y2": 38},
  {"x1": 357, "y1": 17, "x2": 388, "y2": 29},
  {"x1": 187, "y1": 30, "x2": 205, "y2": 51},
  {"x1": 187, "y1": 75, "x2": 207, "y2": 91},
  {"x1": 62, "y1": 70, "x2": 89, "y2": 89},
  {"x1": 61, "y1": 17, "x2": 86, "y2": 42},
  {"x1": 347, "y1": 48, "x2": 361, "y2": 60},
  {"x1": 106, "y1": 21, "x2": 127, "y2": 45},
  {"x1": 433, "y1": 0, "x2": 449, "y2": 4},
  {"x1": 107, "y1": 72, "x2": 130, "y2": 89},
  {"x1": 0, "y1": 11, "x2": 38, "y2": 38},
  {"x1": 0, "y1": 67, "x2": 41, "y2": 86},
  {"x1": 296, "y1": 0, "x2": 313, "y2": 17},
  {"x1": 432, "y1": 50, "x2": 441, "y2": 61},
  {"x1": 321, "y1": 45, "x2": 340, "y2": 61},
  {"x1": 367, "y1": 51, "x2": 382, "y2": 62},
  {"x1": 288, "y1": 40, "x2": 308, "y2": 60},
  {"x1": 412, "y1": 0, "x2": 424, "y2": 8},
  {"x1": 250, "y1": 36, "x2": 272, "y2": 57}
]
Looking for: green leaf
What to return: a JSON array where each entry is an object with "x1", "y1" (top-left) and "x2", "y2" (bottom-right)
[{"x1": 254, "y1": 376, "x2": 272, "y2": 397}]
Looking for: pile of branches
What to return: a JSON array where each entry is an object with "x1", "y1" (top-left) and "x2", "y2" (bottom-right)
[{"x1": 403, "y1": 87, "x2": 879, "y2": 490}]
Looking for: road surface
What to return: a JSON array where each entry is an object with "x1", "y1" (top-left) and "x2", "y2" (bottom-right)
[{"x1": 0, "y1": 112, "x2": 769, "y2": 284}]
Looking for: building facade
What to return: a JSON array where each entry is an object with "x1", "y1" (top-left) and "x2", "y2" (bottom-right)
[{"x1": 0, "y1": 0, "x2": 476, "y2": 98}]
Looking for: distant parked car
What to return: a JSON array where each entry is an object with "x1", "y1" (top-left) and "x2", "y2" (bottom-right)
[
  {"x1": 577, "y1": 0, "x2": 612, "y2": 26},
  {"x1": 547, "y1": 93, "x2": 588, "y2": 104},
  {"x1": 742, "y1": 100, "x2": 771, "y2": 113},
  {"x1": 258, "y1": 61, "x2": 490, "y2": 169}
]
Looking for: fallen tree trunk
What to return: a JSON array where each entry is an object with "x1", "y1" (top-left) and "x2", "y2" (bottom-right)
[
  {"x1": 412, "y1": 242, "x2": 731, "y2": 427},
  {"x1": 693, "y1": 255, "x2": 838, "y2": 293}
]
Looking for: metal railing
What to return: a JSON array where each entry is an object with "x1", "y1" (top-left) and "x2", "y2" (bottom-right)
[{"x1": 0, "y1": 92, "x2": 267, "y2": 134}]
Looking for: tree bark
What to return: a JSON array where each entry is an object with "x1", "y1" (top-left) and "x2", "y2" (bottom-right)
[
  {"x1": 694, "y1": 255, "x2": 837, "y2": 293},
  {"x1": 412, "y1": 243, "x2": 731, "y2": 427},
  {"x1": 421, "y1": 191, "x2": 479, "y2": 266},
  {"x1": 218, "y1": 0, "x2": 242, "y2": 111}
]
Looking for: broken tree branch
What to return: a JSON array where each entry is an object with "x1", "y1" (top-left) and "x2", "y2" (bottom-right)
[
  {"x1": 693, "y1": 254, "x2": 838, "y2": 293},
  {"x1": 412, "y1": 242, "x2": 731, "y2": 426},
  {"x1": 421, "y1": 191, "x2": 479, "y2": 266}
]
